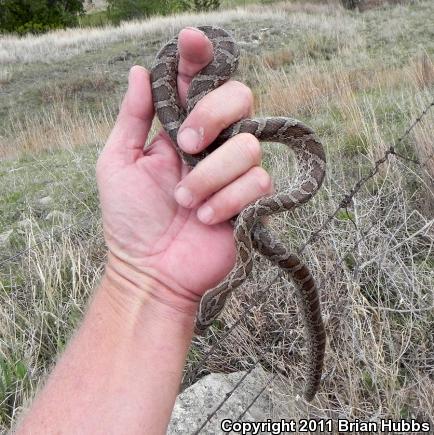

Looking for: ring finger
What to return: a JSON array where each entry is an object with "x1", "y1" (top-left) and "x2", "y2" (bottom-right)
[{"x1": 197, "y1": 166, "x2": 273, "y2": 225}]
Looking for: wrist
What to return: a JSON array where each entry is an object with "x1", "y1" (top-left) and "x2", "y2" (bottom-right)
[{"x1": 103, "y1": 252, "x2": 199, "y2": 326}]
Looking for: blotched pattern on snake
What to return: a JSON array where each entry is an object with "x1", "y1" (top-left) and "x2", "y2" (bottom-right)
[{"x1": 151, "y1": 26, "x2": 326, "y2": 401}]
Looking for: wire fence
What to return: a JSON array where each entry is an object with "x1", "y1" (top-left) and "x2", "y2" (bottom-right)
[
  {"x1": 1, "y1": 96, "x2": 433, "y2": 432},
  {"x1": 182, "y1": 97, "x2": 434, "y2": 433}
]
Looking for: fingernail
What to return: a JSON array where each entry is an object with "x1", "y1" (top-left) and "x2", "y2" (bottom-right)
[
  {"x1": 178, "y1": 127, "x2": 202, "y2": 152},
  {"x1": 175, "y1": 186, "x2": 193, "y2": 207},
  {"x1": 197, "y1": 205, "x2": 214, "y2": 224},
  {"x1": 185, "y1": 26, "x2": 205, "y2": 36}
]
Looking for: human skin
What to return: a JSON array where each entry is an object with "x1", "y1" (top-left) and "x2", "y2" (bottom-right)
[{"x1": 16, "y1": 27, "x2": 272, "y2": 434}]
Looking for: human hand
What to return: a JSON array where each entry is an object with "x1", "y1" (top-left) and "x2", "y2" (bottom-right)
[{"x1": 97, "y1": 27, "x2": 272, "y2": 316}]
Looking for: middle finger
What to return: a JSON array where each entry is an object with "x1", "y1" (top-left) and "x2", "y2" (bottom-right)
[{"x1": 174, "y1": 132, "x2": 262, "y2": 209}]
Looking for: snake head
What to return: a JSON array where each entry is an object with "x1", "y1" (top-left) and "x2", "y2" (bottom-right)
[
  {"x1": 193, "y1": 321, "x2": 211, "y2": 336},
  {"x1": 194, "y1": 290, "x2": 229, "y2": 336}
]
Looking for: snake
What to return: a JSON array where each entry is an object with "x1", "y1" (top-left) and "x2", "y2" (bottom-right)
[{"x1": 151, "y1": 26, "x2": 326, "y2": 402}]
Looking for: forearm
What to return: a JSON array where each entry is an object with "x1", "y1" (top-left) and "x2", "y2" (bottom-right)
[{"x1": 17, "y1": 257, "x2": 196, "y2": 435}]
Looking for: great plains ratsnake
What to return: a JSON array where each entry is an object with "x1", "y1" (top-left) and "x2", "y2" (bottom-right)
[{"x1": 151, "y1": 26, "x2": 326, "y2": 401}]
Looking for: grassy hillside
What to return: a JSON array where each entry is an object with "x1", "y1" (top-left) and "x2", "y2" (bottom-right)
[{"x1": 0, "y1": 0, "x2": 433, "y2": 431}]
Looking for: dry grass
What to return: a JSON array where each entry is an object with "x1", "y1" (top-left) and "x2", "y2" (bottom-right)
[
  {"x1": 0, "y1": 8, "x2": 281, "y2": 65},
  {"x1": 0, "y1": 1, "x2": 358, "y2": 65},
  {"x1": 0, "y1": 214, "x2": 105, "y2": 425},
  {"x1": 0, "y1": 103, "x2": 115, "y2": 159},
  {"x1": 254, "y1": 55, "x2": 433, "y2": 118},
  {"x1": 84, "y1": 0, "x2": 107, "y2": 12},
  {"x1": 411, "y1": 51, "x2": 434, "y2": 90},
  {"x1": 262, "y1": 48, "x2": 295, "y2": 70},
  {"x1": 38, "y1": 74, "x2": 117, "y2": 105},
  {"x1": 182, "y1": 7, "x2": 434, "y2": 422},
  {"x1": 411, "y1": 94, "x2": 434, "y2": 218},
  {"x1": 188, "y1": 106, "x2": 434, "y2": 422},
  {"x1": 249, "y1": 0, "x2": 343, "y2": 15},
  {"x1": 358, "y1": 0, "x2": 412, "y2": 12}
]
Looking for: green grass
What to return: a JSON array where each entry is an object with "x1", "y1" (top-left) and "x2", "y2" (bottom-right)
[
  {"x1": 78, "y1": 10, "x2": 111, "y2": 28},
  {"x1": 0, "y1": 146, "x2": 99, "y2": 259}
]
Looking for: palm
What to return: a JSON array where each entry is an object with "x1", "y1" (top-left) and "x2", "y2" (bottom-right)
[
  {"x1": 97, "y1": 29, "x2": 257, "y2": 301},
  {"x1": 98, "y1": 133, "x2": 235, "y2": 297}
]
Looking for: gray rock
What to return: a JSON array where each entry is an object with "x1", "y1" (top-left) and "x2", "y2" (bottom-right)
[
  {"x1": 168, "y1": 367, "x2": 297, "y2": 435},
  {"x1": 38, "y1": 196, "x2": 53, "y2": 207},
  {"x1": 45, "y1": 210, "x2": 70, "y2": 222}
]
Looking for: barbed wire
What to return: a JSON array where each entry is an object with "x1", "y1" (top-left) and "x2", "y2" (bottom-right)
[
  {"x1": 186, "y1": 96, "x2": 434, "y2": 388},
  {"x1": 181, "y1": 271, "x2": 281, "y2": 389},
  {"x1": 191, "y1": 363, "x2": 258, "y2": 434},
  {"x1": 1, "y1": 89, "x2": 432, "y2": 433},
  {"x1": 191, "y1": 216, "x2": 380, "y2": 433},
  {"x1": 191, "y1": 336, "x2": 283, "y2": 434},
  {"x1": 224, "y1": 216, "x2": 389, "y2": 428},
  {"x1": 2, "y1": 98, "x2": 431, "y2": 271},
  {"x1": 236, "y1": 373, "x2": 277, "y2": 421},
  {"x1": 300, "y1": 96, "x2": 434, "y2": 252},
  {"x1": 189, "y1": 97, "x2": 434, "y2": 433}
]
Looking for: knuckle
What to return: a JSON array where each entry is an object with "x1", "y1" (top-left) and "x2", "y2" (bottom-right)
[
  {"x1": 250, "y1": 166, "x2": 272, "y2": 193},
  {"x1": 231, "y1": 81, "x2": 254, "y2": 110},
  {"x1": 236, "y1": 133, "x2": 261, "y2": 164},
  {"x1": 222, "y1": 193, "x2": 243, "y2": 218},
  {"x1": 194, "y1": 100, "x2": 222, "y2": 129},
  {"x1": 190, "y1": 164, "x2": 217, "y2": 197}
]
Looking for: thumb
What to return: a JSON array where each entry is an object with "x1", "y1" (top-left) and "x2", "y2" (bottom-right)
[{"x1": 99, "y1": 66, "x2": 154, "y2": 168}]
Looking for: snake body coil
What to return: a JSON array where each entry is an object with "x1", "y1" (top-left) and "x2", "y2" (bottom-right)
[{"x1": 151, "y1": 26, "x2": 326, "y2": 401}]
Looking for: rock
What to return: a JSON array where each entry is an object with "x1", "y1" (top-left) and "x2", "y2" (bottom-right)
[
  {"x1": 109, "y1": 50, "x2": 134, "y2": 63},
  {"x1": 38, "y1": 196, "x2": 53, "y2": 207},
  {"x1": 168, "y1": 367, "x2": 297, "y2": 435},
  {"x1": 45, "y1": 211, "x2": 70, "y2": 222}
]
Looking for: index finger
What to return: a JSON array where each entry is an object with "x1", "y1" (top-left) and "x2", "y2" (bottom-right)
[{"x1": 177, "y1": 27, "x2": 214, "y2": 107}]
